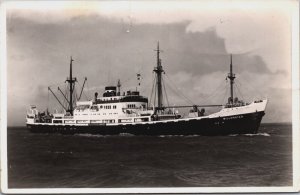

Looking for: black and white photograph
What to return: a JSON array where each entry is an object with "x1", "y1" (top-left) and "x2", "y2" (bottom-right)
[{"x1": 1, "y1": 0, "x2": 299, "y2": 193}]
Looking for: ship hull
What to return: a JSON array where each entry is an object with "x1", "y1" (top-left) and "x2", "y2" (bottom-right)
[{"x1": 27, "y1": 111, "x2": 265, "y2": 136}]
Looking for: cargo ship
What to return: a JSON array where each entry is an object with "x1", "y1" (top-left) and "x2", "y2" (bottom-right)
[{"x1": 26, "y1": 43, "x2": 267, "y2": 135}]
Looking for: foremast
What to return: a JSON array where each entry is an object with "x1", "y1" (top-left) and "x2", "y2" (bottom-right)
[{"x1": 66, "y1": 56, "x2": 77, "y2": 115}]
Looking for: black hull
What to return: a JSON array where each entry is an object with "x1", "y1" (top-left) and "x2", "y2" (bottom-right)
[{"x1": 27, "y1": 111, "x2": 265, "y2": 136}]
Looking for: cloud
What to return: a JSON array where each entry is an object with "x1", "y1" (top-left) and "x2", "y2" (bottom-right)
[{"x1": 6, "y1": 5, "x2": 292, "y2": 125}]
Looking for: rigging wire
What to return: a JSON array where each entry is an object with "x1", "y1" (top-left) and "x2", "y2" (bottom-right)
[
  {"x1": 85, "y1": 79, "x2": 91, "y2": 100},
  {"x1": 83, "y1": 89, "x2": 89, "y2": 100},
  {"x1": 47, "y1": 76, "x2": 92, "y2": 112},
  {"x1": 162, "y1": 76, "x2": 170, "y2": 107},
  {"x1": 47, "y1": 89, "x2": 49, "y2": 112},
  {"x1": 222, "y1": 84, "x2": 229, "y2": 104},
  {"x1": 149, "y1": 73, "x2": 156, "y2": 106},
  {"x1": 236, "y1": 79, "x2": 261, "y2": 101},
  {"x1": 76, "y1": 79, "x2": 82, "y2": 101},
  {"x1": 48, "y1": 82, "x2": 66, "y2": 88},
  {"x1": 164, "y1": 79, "x2": 191, "y2": 106},
  {"x1": 166, "y1": 74, "x2": 194, "y2": 105},
  {"x1": 205, "y1": 83, "x2": 227, "y2": 105},
  {"x1": 73, "y1": 87, "x2": 77, "y2": 106},
  {"x1": 77, "y1": 77, "x2": 91, "y2": 101},
  {"x1": 234, "y1": 82, "x2": 245, "y2": 101},
  {"x1": 63, "y1": 83, "x2": 68, "y2": 112},
  {"x1": 153, "y1": 78, "x2": 157, "y2": 107},
  {"x1": 197, "y1": 78, "x2": 227, "y2": 105},
  {"x1": 237, "y1": 75, "x2": 264, "y2": 98},
  {"x1": 164, "y1": 73, "x2": 195, "y2": 105}
]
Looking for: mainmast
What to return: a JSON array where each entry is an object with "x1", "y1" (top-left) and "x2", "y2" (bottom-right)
[
  {"x1": 66, "y1": 56, "x2": 77, "y2": 115},
  {"x1": 153, "y1": 42, "x2": 164, "y2": 110},
  {"x1": 227, "y1": 54, "x2": 235, "y2": 104}
]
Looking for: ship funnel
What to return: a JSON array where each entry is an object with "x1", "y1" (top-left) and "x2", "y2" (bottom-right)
[{"x1": 94, "y1": 92, "x2": 98, "y2": 102}]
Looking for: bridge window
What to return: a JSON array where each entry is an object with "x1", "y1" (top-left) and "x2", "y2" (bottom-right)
[
  {"x1": 128, "y1": 104, "x2": 136, "y2": 108},
  {"x1": 104, "y1": 105, "x2": 111, "y2": 109}
]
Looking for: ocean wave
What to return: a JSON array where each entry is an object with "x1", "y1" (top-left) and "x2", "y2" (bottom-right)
[
  {"x1": 75, "y1": 133, "x2": 135, "y2": 137},
  {"x1": 244, "y1": 132, "x2": 270, "y2": 137},
  {"x1": 47, "y1": 150, "x2": 73, "y2": 154},
  {"x1": 74, "y1": 133, "x2": 107, "y2": 138},
  {"x1": 186, "y1": 135, "x2": 201, "y2": 137},
  {"x1": 174, "y1": 172, "x2": 205, "y2": 186},
  {"x1": 158, "y1": 135, "x2": 186, "y2": 138},
  {"x1": 118, "y1": 133, "x2": 134, "y2": 137},
  {"x1": 229, "y1": 133, "x2": 270, "y2": 137}
]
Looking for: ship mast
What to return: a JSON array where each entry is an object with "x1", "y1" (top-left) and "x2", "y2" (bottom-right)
[
  {"x1": 153, "y1": 42, "x2": 164, "y2": 111},
  {"x1": 227, "y1": 54, "x2": 235, "y2": 104},
  {"x1": 117, "y1": 79, "x2": 121, "y2": 96},
  {"x1": 66, "y1": 56, "x2": 77, "y2": 115}
]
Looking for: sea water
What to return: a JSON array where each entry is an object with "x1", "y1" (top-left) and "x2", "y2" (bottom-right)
[{"x1": 7, "y1": 123, "x2": 292, "y2": 188}]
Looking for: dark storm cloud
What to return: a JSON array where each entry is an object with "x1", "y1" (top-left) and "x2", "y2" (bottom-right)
[{"x1": 7, "y1": 14, "x2": 272, "y2": 79}]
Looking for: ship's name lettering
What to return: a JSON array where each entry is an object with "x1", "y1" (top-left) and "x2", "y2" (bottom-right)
[{"x1": 223, "y1": 115, "x2": 243, "y2": 120}]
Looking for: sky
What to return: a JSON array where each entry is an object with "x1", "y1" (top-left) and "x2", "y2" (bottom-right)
[{"x1": 4, "y1": 0, "x2": 296, "y2": 126}]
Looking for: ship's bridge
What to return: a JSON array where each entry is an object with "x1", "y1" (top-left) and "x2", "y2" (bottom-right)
[
  {"x1": 95, "y1": 86, "x2": 148, "y2": 104},
  {"x1": 103, "y1": 86, "x2": 117, "y2": 97}
]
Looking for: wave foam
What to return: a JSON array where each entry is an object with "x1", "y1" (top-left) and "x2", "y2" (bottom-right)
[
  {"x1": 228, "y1": 133, "x2": 270, "y2": 137},
  {"x1": 118, "y1": 133, "x2": 134, "y2": 137},
  {"x1": 244, "y1": 132, "x2": 270, "y2": 137},
  {"x1": 75, "y1": 133, "x2": 107, "y2": 138},
  {"x1": 75, "y1": 133, "x2": 135, "y2": 137},
  {"x1": 47, "y1": 150, "x2": 73, "y2": 154},
  {"x1": 159, "y1": 135, "x2": 186, "y2": 138}
]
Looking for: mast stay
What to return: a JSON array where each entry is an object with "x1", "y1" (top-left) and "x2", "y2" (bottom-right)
[{"x1": 151, "y1": 46, "x2": 238, "y2": 110}]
